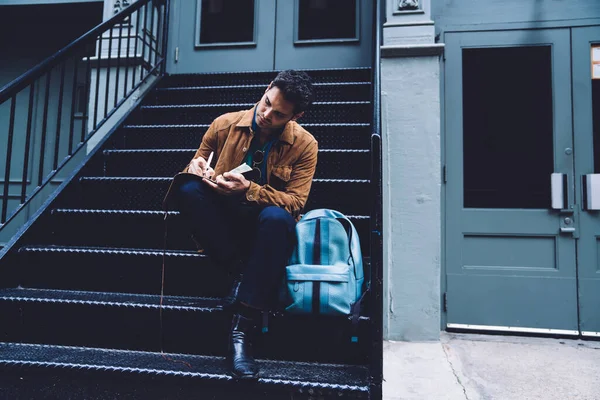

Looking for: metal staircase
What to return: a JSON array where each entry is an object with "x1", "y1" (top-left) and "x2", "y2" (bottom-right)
[{"x1": 0, "y1": 68, "x2": 381, "y2": 399}]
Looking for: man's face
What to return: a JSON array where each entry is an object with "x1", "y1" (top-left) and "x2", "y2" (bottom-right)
[{"x1": 255, "y1": 85, "x2": 303, "y2": 131}]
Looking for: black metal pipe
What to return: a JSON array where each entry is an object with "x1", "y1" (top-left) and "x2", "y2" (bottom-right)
[
  {"x1": 38, "y1": 71, "x2": 52, "y2": 186},
  {"x1": 104, "y1": 27, "x2": 113, "y2": 119},
  {"x1": 140, "y1": 3, "x2": 148, "y2": 83},
  {"x1": 21, "y1": 83, "x2": 35, "y2": 204},
  {"x1": 369, "y1": 0, "x2": 384, "y2": 399},
  {"x1": 115, "y1": 22, "x2": 123, "y2": 108},
  {"x1": 54, "y1": 62, "x2": 66, "y2": 171},
  {"x1": 149, "y1": 1, "x2": 156, "y2": 67},
  {"x1": 82, "y1": 53, "x2": 92, "y2": 142},
  {"x1": 68, "y1": 56, "x2": 79, "y2": 155},
  {"x1": 2, "y1": 96, "x2": 17, "y2": 223},
  {"x1": 0, "y1": 0, "x2": 152, "y2": 104},
  {"x1": 133, "y1": 7, "x2": 141, "y2": 89},
  {"x1": 124, "y1": 19, "x2": 132, "y2": 98},
  {"x1": 93, "y1": 34, "x2": 103, "y2": 129},
  {"x1": 161, "y1": 0, "x2": 170, "y2": 75}
]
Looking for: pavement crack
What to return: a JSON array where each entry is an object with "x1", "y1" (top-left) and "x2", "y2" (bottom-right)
[{"x1": 442, "y1": 343, "x2": 470, "y2": 400}]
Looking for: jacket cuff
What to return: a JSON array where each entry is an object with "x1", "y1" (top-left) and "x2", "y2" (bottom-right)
[{"x1": 245, "y1": 181, "x2": 261, "y2": 202}]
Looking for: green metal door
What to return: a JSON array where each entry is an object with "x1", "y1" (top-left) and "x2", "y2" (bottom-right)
[
  {"x1": 445, "y1": 29, "x2": 580, "y2": 334},
  {"x1": 168, "y1": 0, "x2": 371, "y2": 74},
  {"x1": 572, "y1": 26, "x2": 600, "y2": 338}
]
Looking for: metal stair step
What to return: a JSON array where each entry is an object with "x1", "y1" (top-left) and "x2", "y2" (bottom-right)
[
  {"x1": 149, "y1": 82, "x2": 371, "y2": 105},
  {"x1": 40, "y1": 209, "x2": 371, "y2": 256},
  {"x1": 133, "y1": 102, "x2": 371, "y2": 125},
  {"x1": 71, "y1": 177, "x2": 371, "y2": 217},
  {"x1": 0, "y1": 342, "x2": 369, "y2": 399},
  {"x1": 160, "y1": 68, "x2": 371, "y2": 87},
  {"x1": 0, "y1": 288, "x2": 370, "y2": 364},
  {"x1": 0, "y1": 287, "x2": 229, "y2": 355},
  {"x1": 16, "y1": 244, "x2": 224, "y2": 297},
  {"x1": 103, "y1": 148, "x2": 370, "y2": 179},
  {"x1": 114, "y1": 123, "x2": 371, "y2": 150}
]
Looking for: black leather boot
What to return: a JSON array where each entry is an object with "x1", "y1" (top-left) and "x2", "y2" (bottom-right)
[
  {"x1": 228, "y1": 312, "x2": 259, "y2": 380},
  {"x1": 222, "y1": 274, "x2": 242, "y2": 308}
]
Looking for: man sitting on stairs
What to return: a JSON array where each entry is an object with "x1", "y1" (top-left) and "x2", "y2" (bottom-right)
[{"x1": 174, "y1": 70, "x2": 317, "y2": 380}]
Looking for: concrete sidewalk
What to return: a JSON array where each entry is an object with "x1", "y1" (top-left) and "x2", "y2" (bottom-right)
[{"x1": 383, "y1": 332, "x2": 600, "y2": 400}]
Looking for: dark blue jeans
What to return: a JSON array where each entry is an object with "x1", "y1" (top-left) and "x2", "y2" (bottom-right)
[{"x1": 176, "y1": 179, "x2": 296, "y2": 310}]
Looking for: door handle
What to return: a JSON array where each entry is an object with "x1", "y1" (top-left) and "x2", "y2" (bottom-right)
[
  {"x1": 551, "y1": 173, "x2": 568, "y2": 210},
  {"x1": 560, "y1": 227, "x2": 576, "y2": 233},
  {"x1": 583, "y1": 174, "x2": 600, "y2": 211}
]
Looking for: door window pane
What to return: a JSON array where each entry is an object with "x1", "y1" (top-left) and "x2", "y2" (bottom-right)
[
  {"x1": 298, "y1": 0, "x2": 357, "y2": 41},
  {"x1": 462, "y1": 46, "x2": 554, "y2": 209},
  {"x1": 199, "y1": 0, "x2": 254, "y2": 44}
]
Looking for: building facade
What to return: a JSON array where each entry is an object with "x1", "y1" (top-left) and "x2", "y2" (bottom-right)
[{"x1": 2, "y1": 0, "x2": 600, "y2": 342}]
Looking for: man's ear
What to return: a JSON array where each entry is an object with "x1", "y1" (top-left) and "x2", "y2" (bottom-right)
[{"x1": 291, "y1": 111, "x2": 304, "y2": 121}]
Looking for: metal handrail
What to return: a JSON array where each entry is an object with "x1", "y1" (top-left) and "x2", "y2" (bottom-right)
[
  {"x1": 0, "y1": 0, "x2": 170, "y2": 230},
  {"x1": 0, "y1": 0, "x2": 151, "y2": 103},
  {"x1": 369, "y1": 0, "x2": 384, "y2": 398}
]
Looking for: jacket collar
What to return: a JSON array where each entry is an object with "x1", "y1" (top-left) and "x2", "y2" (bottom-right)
[{"x1": 236, "y1": 104, "x2": 295, "y2": 145}]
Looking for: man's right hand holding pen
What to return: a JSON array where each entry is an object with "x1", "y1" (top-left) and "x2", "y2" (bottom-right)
[{"x1": 188, "y1": 151, "x2": 215, "y2": 180}]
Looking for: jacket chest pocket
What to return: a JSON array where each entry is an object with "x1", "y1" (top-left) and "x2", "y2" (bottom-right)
[{"x1": 270, "y1": 165, "x2": 292, "y2": 189}]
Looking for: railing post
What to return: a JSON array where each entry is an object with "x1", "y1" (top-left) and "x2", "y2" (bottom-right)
[
  {"x1": 21, "y1": 84, "x2": 35, "y2": 204},
  {"x1": 104, "y1": 27, "x2": 114, "y2": 119},
  {"x1": 93, "y1": 33, "x2": 103, "y2": 130},
  {"x1": 161, "y1": 0, "x2": 170, "y2": 75},
  {"x1": 54, "y1": 63, "x2": 67, "y2": 171},
  {"x1": 68, "y1": 56, "x2": 80, "y2": 155},
  {"x1": 2, "y1": 96, "x2": 17, "y2": 223},
  {"x1": 369, "y1": 0, "x2": 384, "y2": 399},
  {"x1": 38, "y1": 71, "x2": 52, "y2": 186}
]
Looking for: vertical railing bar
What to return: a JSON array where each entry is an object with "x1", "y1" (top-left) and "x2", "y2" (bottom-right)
[
  {"x1": 38, "y1": 71, "x2": 52, "y2": 187},
  {"x1": 53, "y1": 62, "x2": 67, "y2": 170},
  {"x1": 82, "y1": 50, "x2": 92, "y2": 142},
  {"x1": 161, "y1": 0, "x2": 169, "y2": 75},
  {"x1": 68, "y1": 56, "x2": 80, "y2": 156},
  {"x1": 149, "y1": 1, "x2": 156, "y2": 68},
  {"x1": 156, "y1": 1, "x2": 164, "y2": 67},
  {"x1": 2, "y1": 96, "x2": 17, "y2": 223},
  {"x1": 21, "y1": 82, "x2": 35, "y2": 204},
  {"x1": 124, "y1": 17, "x2": 132, "y2": 98},
  {"x1": 104, "y1": 27, "x2": 114, "y2": 119},
  {"x1": 133, "y1": 7, "x2": 141, "y2": 90},
  {"x1": 114, "y1": 21, "x2": 123, "y2": 108},
  {"x1": 140, "y1": 3, "x2": 148, "y2": 83},
  {"x1": 93, "y1": 33, "x2": 103, "y2": 129}
]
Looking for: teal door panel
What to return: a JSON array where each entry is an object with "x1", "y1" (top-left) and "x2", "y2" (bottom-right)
[
  {"x1": 169, "y1": 0, "x2": 277, "y2": 74},
  {"x1": 572, "y1": 26, "x2": 600, "y2": 338},
  {"x1": 444, "y1": 29, "x2": 579, "y2": 333},
  {"x1": 167, "y1": 0, "x2": 371, "y2": 74},
  {"x1": 274, "y1": 0, "x2": 372, "y2": 70},
  {"x1": 447, "y1": 275, "x2": 578, "y2": 333}
]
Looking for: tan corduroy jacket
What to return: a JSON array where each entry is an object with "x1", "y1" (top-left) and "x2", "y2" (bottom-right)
[{"x1": 183, "y1": 105, "x2": 318, "y2": 220}]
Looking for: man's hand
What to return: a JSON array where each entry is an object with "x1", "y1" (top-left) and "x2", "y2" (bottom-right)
[
  {"x1": 188, "y1": 157, "x2": 215, "y2": 179},
  {"x1": 204, "y1": 172, "x2": 251, "y2": 196}
]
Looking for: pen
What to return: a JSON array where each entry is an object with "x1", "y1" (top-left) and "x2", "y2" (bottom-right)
[{"x1": 205, "y1": 151, "x2": 214, "y2": 177}]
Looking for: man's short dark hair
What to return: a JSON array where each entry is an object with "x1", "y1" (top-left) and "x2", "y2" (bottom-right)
[{"x1": 271, "y1": 70, "x2": 314, "y2": 114}]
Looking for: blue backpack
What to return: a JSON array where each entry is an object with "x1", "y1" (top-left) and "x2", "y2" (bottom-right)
[{"x1": 282, "y1": 209, "x2": 367, "y2": 325}]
